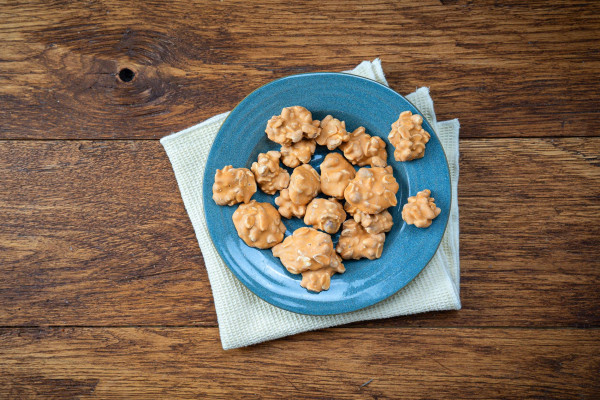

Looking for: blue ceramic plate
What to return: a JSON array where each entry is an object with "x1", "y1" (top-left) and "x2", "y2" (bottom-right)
[{"x1": 203, "y1": 73, "x2": 450, "y2": 315}]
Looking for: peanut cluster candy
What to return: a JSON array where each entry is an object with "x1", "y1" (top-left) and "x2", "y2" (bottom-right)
[
  {"x1": 343, "y1": 201, "x2": 360, "y2": 216},
  {"x1": 304, "y1": 198, "x2": 346, "y2": 234},
  {"x1": 401, "y1": 189, "x2": 441, "y2": 228},
  {"x1": 345, "y1": 203, "x2": 394, "y2": 235},
  {"x1": 232, "y1": 200, "x2": 286, "y2": 249},
  {"x1": 274, "y1": 189, "x2": 306, "y2": 219},
  {"x1": 212, "y1": 165, "x2": 257, "y2": 206},
  {"x1": 275, "y1": 164, "x2": 320, "y2": 218},
  {"x1": 300, "y1": 263, "x2": 344, "y2": 292},
  {"x1": 287, "y1": 164, "x2": 320, "y2": 206},
  {"x1": 388, "y1": 111, "x2": 431, "y2": 162},
  {"x1": 336, "y1": 219, "x2": 386, "y2": 260},
  {"x1": 319, "y1": 153, "x2": 355, "y2": 199},
  {"x1": 280, "y1": 139, "x2": 316, "y2": 168},
  {"x1": 339, "y1": 126, "x2": 387, "y2": 167},
  {"x1": 265, "y1": 106, "x2": 320, "y2": 146},
  {"x1": 344, "y1": 166, "x2": 399, "y2": 214},
  {"x1": 272, "y1": 227, "x2": 344, "y2": 275},
  {"x1": 317, "y1": 115, "x2": 350, "y2": 150},
  {"x1": 251, "y1": 151, "x2": 290, "y2": 195}
]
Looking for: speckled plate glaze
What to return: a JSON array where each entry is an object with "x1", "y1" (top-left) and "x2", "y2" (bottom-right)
[{"x1": 203, "y1": 73, "x2": 450, "y2": 315}]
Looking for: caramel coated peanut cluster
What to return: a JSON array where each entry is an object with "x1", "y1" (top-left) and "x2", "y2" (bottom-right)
[
  {"x1": 232, "y1": 200, "x2": 286, "y2": 249},
  {"x1": 317, "y1": 115, "x2": 350, "y2": 150},
  {"x1": 304, "y1": 198, "x2": 346, "y2": 234},
  {"x1": 344, "y1": 166, "x2": 399, "y2": 214},
  {"x1": 401, "y1": 189, "x2": 441, "y2": 228},
  {"x1": 274, "y1": 189, "x2": 306, "y2": 219},
  {"x1": 275, "y1": 164, "x2": 320, "y2": 218},
  {"x1": 345, "y1": 203, "x2": 394, "y2": 235},
  {"x1": 265, "y1": 106, "x2": 321, "y2": 146},
  {"x1": 251, "y1": 151, "x2": 290, "y2": 195},
  {"x1": 273, "y1": 227, "x2": 345, "y2": 292},
  {"x1": 300, "y1": 262, "x2": 344, "y2": 292},
  {"x1": 272, "y1": 227, "x2": 345, "y2": 274},
  {"x1": 280, "y1": 139, "x2": 316, "y2": 168},
  {"x1": 212, "y1": 165, "x2": 257, "y2": 206},
  {"x1": 388, "y1": 111, "x2": 431, "y2": 162},
  {"x1": 339, "y1": 126, "x2": 388, "y2": 167},
  {"x1": 336, "y1": 219, "x2": 386, "y2": 260},
  {"x1": 288, "y1": 164, "x2": 320, "y2": 206},
  {"x1": 319, "y1": 153, "x2": 355, "y2": 199}
]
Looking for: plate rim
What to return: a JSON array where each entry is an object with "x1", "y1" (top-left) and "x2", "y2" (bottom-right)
[{"x1": 202, "y1": 72, "x2": 452, "y2": 315}]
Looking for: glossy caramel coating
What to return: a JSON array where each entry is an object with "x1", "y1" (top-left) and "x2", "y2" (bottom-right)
[
  {"x1": 265, "y1": 106, "x2": 321, "y2": 146},
  {"x1": 212, "y1": 165, "x2": 257, "y2": 206},
  {"x1": 388, "y1": 111, "x2": 431, "y2": 162},
  {"x1": 280, "y1": 139, "x2": 316, "y2": 168},
  {"x1": 316, "y1": 115, "x2": 349, "y2": 150},
  {"x1": 345, "y1": 205, "x2": 394, "y2": 234},
  {"x1": 251, "y1": 151, "x2": 290, "y2": 195},
  {"x1": 336, "y1": 219, "x2": 386, "y2": 260},
  {"x1": 274, "y1": 188, "x2": 307, "y2": 219},
  {"x1": 344, "y1": 166, "x2": 399, "y2": 214},
  {"x1": 288, "y1": 164, "x2": 320, "y2": 206},
  {"x1": 401, "y1": 189, "x2": 441, "y2": 228},
  {"x1": 232, "y1": 200, "x2": 286, "y2": 249},
  {"x1": 339, "y1": 126, "x2": 387, "y2": 167},
  {"x1": 272, "y1": 227, "x2": 341, "y2": 274},
  {"x1": 303, "y1": 198, "x2": 346, "y2": 234},
  {"x1": 300, "y1": 256, "x2": 345, "y2": 292},
  {"x1": 319, "y1": 153, "x2": 356, "y2": 199}
]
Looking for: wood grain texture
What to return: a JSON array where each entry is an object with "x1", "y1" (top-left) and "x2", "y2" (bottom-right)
[
  {"x1": 0, "y1": 327, "x2": 598, "y2": 399},
  {"x1": 1, "y1": 0, "x2": 599, "y2": 139},
  {"x1": 0, "y1": 141, "x2": 214, "y2": 326},
  {"x1": 1, "y1": 138, "x2": 598, "y2": 327}
]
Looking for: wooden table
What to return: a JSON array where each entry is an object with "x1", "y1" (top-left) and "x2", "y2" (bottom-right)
[{"x1": 1, "y1": 1, "x2": 598, "y2": 398}]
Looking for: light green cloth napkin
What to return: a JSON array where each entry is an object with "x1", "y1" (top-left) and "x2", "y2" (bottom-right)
[{"x1": 161, "y1": 59, "x2": 461, "y2": 350}]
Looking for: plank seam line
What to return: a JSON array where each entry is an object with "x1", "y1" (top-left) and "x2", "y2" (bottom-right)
[{"x1": 0, "y1": 325, "x2": 598, "y2": 330}]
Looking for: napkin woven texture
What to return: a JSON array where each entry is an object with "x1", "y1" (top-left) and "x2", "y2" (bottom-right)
[{"x1": 160, "y1": 59, "x2": 461, "y2": 350}]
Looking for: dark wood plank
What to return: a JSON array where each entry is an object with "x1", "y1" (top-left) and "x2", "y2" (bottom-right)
[
  {"x1": 0, "y1": 327, "x2": 598, "y2": 399},
  {"x1": 1, "y1": 138, "x2": 598, "y2": 327},
  {"x1": 0, "y1": 141, "x2": 214, "y2": 326},
  {"x1": 0, "y1": 0, "x2": 598, "y2": 139}
]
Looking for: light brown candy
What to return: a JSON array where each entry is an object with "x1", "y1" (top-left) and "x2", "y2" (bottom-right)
[
  {"x1": 339, "y1": 126, "x2": 387, "y2": 167},
  {"x1": 316, "y1": 115, "x2": 350, "y2": 150},
  {"x1": 272, "y1": 227, "x2": 342, "y2": 274},
  {"x1": 388, "y1": 111, "x2": 431, "y2": 162},
  {"x1": 343, "y1": 201, "x2": 360, "y2": 216},
  {"x1": 401, "y1": 189, "x2": 441, "y2": 228},
  {"x1": 251, "y1": 151, "x2": 290, "y2": 195},
  {"x1": 274, "y1": 188, "x2": 307, "y2": 219},
  {"x1": 346, "y1": 205, "x2": 394, "y2": 234},
  {"x1": 300, "y1": 256, "x2": 345, "y2": 293},
  {"x1": 300, "y1": 267, "x2": 335, "y2": 293},
  {"x1": 280, "y1": 139, "x2": 316, "y2": 168},
  {"x1": 212, "y1": 165, "x2": 257, "y2": 206},
  {"x1": 288, "y1": 164, "x2": 320, "y2": 206},
  {"x1": 303, "y1": 198, "x2": 346, "y2": 234},
  {"x1": 232, "y1": 200, "x2": 286, "y2": 249},
  {"x1": 265, "y1": 106, "x2": 321, "y2": 146},
  {"x1": 344, "y1": 166, "x2": 399, "y2": 214},
  {"x1": 319, "y1": 153, "x2": 356, "y2": 199},
  {"x1": 336, "y1": 219, "x2": 386, "y2": 260}
]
